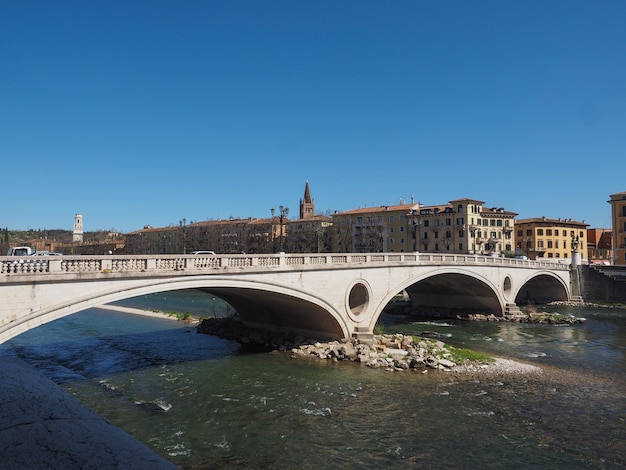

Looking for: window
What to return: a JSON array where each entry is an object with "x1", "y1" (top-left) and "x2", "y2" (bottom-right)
[
  {"x1": 457, "y1": 204, "x2": 463, "y2": 213},
  {"x1": 496, "y1": 220, "x2": 502, "y2": 227},
  {"x1": 555, "y1": 229, "x2": 559, "y2": 236},
  {"x1": 389, "y1": 215, "x2": 394, "y2": 222},
  {"x1": 622, "y1": 206, "x2": 626, "y2": 217},
  {"x1": 555, "y1": 240, "x2": 559, "y2": 248},
  {"x1": 399, "y1": 215, "x2": 406, "y2": 221},
  {"x1": 490, "y1": 220, "x2": 496, "y2": 226},
  {"x1": 517, "y1": 230, "x2": 523, "y2": 237},
  {"x1": 548, "y1": 241, "x2": 553, "y2": 248},
  {"x1": 458, "y1": 242, "x2": 463, "y2": 251},
  {"x1": 538, "y1": 240, "x2": 544, "y2": 248},
  {"x1": 546, "y1": 229, "x2": 552, "y2": 236},
  {"x1": 389, "y1": 238, "x2": 394, "y2": 245},
  {"x1": 434, "y1": 231, "x2": 439, "y2": 239},
  {"x1": 456, "y1": 217, "x2": 464, "y2": 225},
  {"x1": 526, "y1": 229, "x2": 532, "y2": 236},
  {"x1": 446, "y1": 218, "x2": 451, "y2": 226},
  {"x1": 424, "y1": 220, "x2": 429, "y2": 227},
  {"x1": 390, "y1": 227, "x2": 394, "y2": 233},
  {"x1": 400, "y1": 226, "x2": 405, "y2": 232},
  {"x1": 537, "y1": 229, "x2": 544, "y2": 235},
  {"x1": 400, "y1": 237, "x2": 405, "y2": 244}
]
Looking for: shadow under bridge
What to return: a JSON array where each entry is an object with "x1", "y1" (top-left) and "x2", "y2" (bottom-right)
[
  {"x1": 197, "y1": 287, "x2": 347, "y2": 340},
  {"x1": 404, "y1": 273, "x2": 502, "y2": 317}
]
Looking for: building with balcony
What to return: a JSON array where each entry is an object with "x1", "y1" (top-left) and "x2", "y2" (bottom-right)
[
  {"x1": 608, "y1": 191, "x2": 626, "y2": 266},
  {"x1": 331, "y1": 197, "x2": 516, "y2": 255},
  {"x1": 515, "y1": 217, "x2": 589, "y2": 262},
  {"x1": 587, "y1": 228, "x2": 613, "y2": 265},
  {"x1": 332, "y1": 202, "x2": 416, "y2": 253}
]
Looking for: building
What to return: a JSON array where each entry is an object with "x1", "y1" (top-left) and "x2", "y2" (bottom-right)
[
  {"x1": 608, "y1": 192, "x2": 626, "y2": 266},
  {"x1": 331, "y1": 197, "x2": 516, "y2": 255},
  {"x1": 332, "y1": 202, "x2": 416, "y2": 253},
  {"x1": 282, "y1": 181, "x2": 332, "y2": 253},
  {"x1": 515, "y1": 217, "x2": 589, "y2": 262},
  {"x1": 586, "y1": 228, "x2": 612, "y2": 265},
  {"x1": 72, "y1": 214, "x2": 83, "y2": 243},
  {"x1": 124, "y1": 218, "x2": 275, "y2": 255},
  {"x1": 124, "y1": 182, "x2": 331, "y2": 255}
]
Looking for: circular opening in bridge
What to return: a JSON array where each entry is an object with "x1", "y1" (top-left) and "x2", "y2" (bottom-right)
[
  {"x1": 503, "y1": 276, "x2": 512, "y2": 296},
  {"x1": 348, "y1": 282, "x2": 369, "y2": 316}
]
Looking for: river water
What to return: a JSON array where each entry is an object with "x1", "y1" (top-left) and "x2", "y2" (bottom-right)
[{"x1": 1, "y1": 290, "x2": 625, "y2": 469}]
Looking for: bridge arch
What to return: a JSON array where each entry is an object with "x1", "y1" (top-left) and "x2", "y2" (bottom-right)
[
  {"x1": 514, "y1": 271, "x2": 569, "y2": 305},
  {"x1": 368, "y1": 268, "x2": 504, "y2": 330},
  {"x1": 1, "y1": 278, "x2": 350, "y2": 344}
]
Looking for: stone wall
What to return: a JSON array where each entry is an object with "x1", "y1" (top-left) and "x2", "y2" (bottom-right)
[{"x1": 580, "y1": 265, "x2": 626, "y2": 303}]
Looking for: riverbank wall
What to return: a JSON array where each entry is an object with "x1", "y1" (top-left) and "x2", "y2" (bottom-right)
[
  {"x1": 0, "y1": 358, "x2": 176, "y2": 470},
  {"x1": 580, "y1": 265, "x2": 626, "y2": 303}
]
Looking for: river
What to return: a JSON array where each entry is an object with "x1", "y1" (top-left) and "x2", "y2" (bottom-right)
[{"x1": 1, "y1": 289, "x2": 625, "y2": 469}]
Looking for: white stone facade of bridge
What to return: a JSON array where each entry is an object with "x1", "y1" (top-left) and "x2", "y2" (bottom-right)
[{"x1": 0, "y1": 253, "x2": 572, "y2": 344}]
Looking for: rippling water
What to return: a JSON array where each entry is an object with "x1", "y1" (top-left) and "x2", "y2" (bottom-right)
[{"x1": 1, "y1": 292, "x2": 625, "y2": 469}]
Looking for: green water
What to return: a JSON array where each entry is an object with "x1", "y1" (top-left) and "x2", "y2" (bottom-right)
[{"x1": 2, "y1": 294, "x2": 625, "y2": 469}]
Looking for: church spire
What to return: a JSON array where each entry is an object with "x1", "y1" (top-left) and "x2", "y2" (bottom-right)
[{"x1": 299, "y1": 180, "x2": 315, "y2": 219}]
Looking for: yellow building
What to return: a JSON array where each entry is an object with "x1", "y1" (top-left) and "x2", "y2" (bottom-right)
[
  {"x1": 515, "y1": 217, "x2": 588, "y2": 262},
  {"x1": 608, "y1": 191, "x2": 626, "y2": 265},
  {"x1": 332, "y1": 203, "x2": 416, "y2": 253},
  {"x1": 331, "y1": 198, "x2": 516, "y2": 255}
]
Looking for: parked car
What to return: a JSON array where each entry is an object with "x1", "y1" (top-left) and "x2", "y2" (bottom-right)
[
  {"x1": 189, "y1": 251, "x2": 216, "y2": 255},
  {"x1": 30, "y1": 251, "x2": 63, "y2": 256},
  {"x1": 7, "y1": 246, "x2": 35, "y2": 256}
]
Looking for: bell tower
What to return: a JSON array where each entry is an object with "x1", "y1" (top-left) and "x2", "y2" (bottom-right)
[
  {"x1": 299, "y1": 181, "x2": 315, "y2": 219},
  {"x1": 73, "y1": 213, "x2": 84, "y2": 243}
]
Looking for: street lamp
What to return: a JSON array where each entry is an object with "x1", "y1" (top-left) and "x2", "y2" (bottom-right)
[
  {"x1": 271, "y1": 205, "x2": 289, "y2": 252},
  {"x1": 179, "y1": 218, "x2": 187, "y2": 254},
  {"x1": 407, "y1": 210, "x2": 421, "y2": 252},
  {"x1": 523, "y1": 237, "x2": 531, "y2": 258}
]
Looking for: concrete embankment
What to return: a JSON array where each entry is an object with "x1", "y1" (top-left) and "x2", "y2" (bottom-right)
[{"x1": 0, "y1": 358, "x2": 176, "y2": 470}]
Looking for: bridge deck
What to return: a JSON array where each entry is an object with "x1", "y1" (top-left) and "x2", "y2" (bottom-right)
[{"x1": 1, "y1": 252, "x2": 569, "y2": 280}]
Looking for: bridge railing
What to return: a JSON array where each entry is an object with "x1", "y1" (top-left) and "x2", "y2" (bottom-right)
[{"x1": 0, "y1": 252, "x2": 569, "y2": 278}]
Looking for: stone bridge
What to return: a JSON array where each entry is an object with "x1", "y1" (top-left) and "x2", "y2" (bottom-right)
[{"x1": 0, "y1": 253, "x2": 573, "y2": 344}]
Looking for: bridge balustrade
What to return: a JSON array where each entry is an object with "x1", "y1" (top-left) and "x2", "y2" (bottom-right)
[{"x1": 0, "y1": 253, "x2": 569, "y2": 280}]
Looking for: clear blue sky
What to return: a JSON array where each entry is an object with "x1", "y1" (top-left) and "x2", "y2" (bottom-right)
[{"x1": 2, "y1": 1, "x2": 624, "y2": 233}]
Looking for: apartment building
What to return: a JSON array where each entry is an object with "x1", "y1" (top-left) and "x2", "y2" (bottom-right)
[
  {"x1": 587, "y1": 228, "x2": 613, "y2": 265},
  {"x1": 332, "y1": 198, "x2": 516, "y2": 255},
  {"x1": 608, "y1": 191, "x2": 626, "y2": 265},
  {"x1": 515, "y1": 217, "x2": 589, "y2": 262}
]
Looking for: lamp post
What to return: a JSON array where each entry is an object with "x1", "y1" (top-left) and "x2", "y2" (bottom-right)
[
  {"x1": 271, "y1": 205, "x2": 289, "y2": 252},
  {"x1": 407, "y1": 210, "x2": 420, "y2": 252},
  {"x1": 523, "y1": 237, "x2": 531, "y2": 258},
  {"x1": 179, "y1": 218, "x2": 186, "y2": 254}
]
